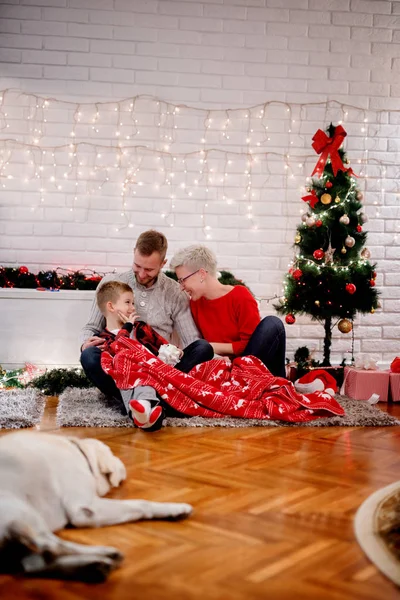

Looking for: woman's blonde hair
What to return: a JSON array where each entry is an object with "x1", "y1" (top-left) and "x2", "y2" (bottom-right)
[{"x1": 170, "y1": 245, "x2": 217, "y2": 277}]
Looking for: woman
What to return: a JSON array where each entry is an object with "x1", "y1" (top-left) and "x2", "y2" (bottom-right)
[{"x1": 170, "y1": 245, "x2": 286, "y2": 378}]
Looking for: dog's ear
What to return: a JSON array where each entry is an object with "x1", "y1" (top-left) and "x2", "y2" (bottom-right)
[{"x1": 70, "y1": 438, "x2": 126, "y2": 496}]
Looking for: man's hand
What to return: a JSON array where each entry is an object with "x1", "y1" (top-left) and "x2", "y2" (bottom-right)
[
  {"x1": 118, "y1": 309, "x2": 139, "y2": 325},
  {"x1": 81, "y1": 336, "x2": 105, "y2": 351}
]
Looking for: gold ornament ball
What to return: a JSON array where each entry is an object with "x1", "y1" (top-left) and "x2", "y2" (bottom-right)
[
  {"x1": 295, "y1": 233, "x2": 301, "y2": 244},
  {"x1": 321, "y1": 193, "x2": 332, "y2": 205},
  {"x1": 334, "y1": 196, "x2": 341, "y2": 203},
  {"x1": 315, "y1": 300, "x2": 320, "y2": 306},
  {"x1": 338, "y1": 318, "x2": 352, "y2": 334},
  {"x1": 371, "y1": 308, "x2": 375, "y2": 314},
  {"x1": 361, "y1": 247, "x2": 371, "y2": 259},
  {"x1": 341, "y1": 247, "x2": 347, "y2": 254}
]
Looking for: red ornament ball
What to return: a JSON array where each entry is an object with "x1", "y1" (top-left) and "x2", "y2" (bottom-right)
[
  {"x1": 372, "y1": 271, "x2": 377, "y2": 279},
  {"x1": 356, "y1": 225, "x2": 362, "y2": 232},
  {"x1": 315, "y1": 219, "x2": 323, "y2": 227},
  {"x1": 325, "y1": 181, "x2": 333, "y2": 188},
  {"x1": 285, "y1": 314, "x2": 296, "y2": 325},
  {"x1": 19, "y1": 266, "x2": 29, "y2": 274},
  {"x1": 313, "y1": 249, "x2": 325, "y2": 260},
  {"x1": 292, "y1": 269, "x2": 303, "y2": 280},
  {"x1": 370, "y1": 279, "x2": 376, "y2": 287},
  {"x1": 345, "y1": 283, "x2": 356, "y2": 295}
]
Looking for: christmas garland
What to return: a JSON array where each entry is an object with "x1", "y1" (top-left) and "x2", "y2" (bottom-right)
[
  {"x1": 1, "y1": 266, "x2": 247, "y2": 291},
  {"x1": 0, "y1": 364, "x2": 94, "y2": 395}
]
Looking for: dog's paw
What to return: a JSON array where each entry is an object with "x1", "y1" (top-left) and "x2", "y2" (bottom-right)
[{"x1": 166, "y1": 503, "x2": 193, "y2": 521}]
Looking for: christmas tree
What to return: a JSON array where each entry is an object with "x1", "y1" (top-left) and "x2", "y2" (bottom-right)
[{"x1": 276, "y1": 123, "x2": 379, "y2": 366}]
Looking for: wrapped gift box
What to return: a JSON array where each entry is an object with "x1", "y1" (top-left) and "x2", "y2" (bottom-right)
[
  {"x1": 344, "y1": 366, "x2": 390, "y2": 402},
  {"x1": 390, "y1": 372, "x2": 400, "y2": 402}
]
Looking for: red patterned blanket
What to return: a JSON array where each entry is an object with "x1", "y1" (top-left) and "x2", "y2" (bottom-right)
[{"x1": 101, "y1": 333, "x2": 345, "y2": 423}]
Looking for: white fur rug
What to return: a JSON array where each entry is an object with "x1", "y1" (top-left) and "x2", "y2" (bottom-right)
[
  {"x1": 56, "y1": 387, "x2": 400, "y2": 428},
  {"x1": 0, "y1": 389, "x2": 46, "y2": 429}
]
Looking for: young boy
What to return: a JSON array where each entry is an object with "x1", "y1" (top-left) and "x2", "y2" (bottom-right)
[{"x1": 96, "y1": 280, "x2": 168, "y2": 431}]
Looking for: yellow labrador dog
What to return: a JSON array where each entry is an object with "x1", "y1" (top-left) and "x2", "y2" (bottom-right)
[{"x1": 0, "y1": 431, "x2": 192, "y2": 582}]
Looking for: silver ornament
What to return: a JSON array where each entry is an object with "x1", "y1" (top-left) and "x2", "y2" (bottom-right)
[
  {"x1": 361, "y1": 247, "x2": 371, "y2": 259},
  {"x1": 360, "y1": 213, "x2": 368, "y2": 223},
  {"x1": 356, "y1": 191, "x2": 364, "y2": 201},
  {"x1": 301, "y1": 214, "x2": 308, "y2": 223},
  {"x1": 345, "y1": 235, "x2": 355, "y2": 248},
  {"x1": 339, "y1": 214, "x2": 350, "y2": 225},
  {"x1": 306, "y1": 216, "x2": 316, "y2": 227}
]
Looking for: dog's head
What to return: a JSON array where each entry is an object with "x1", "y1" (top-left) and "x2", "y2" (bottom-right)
[{"x1": 69, "y1": 437, "x2": 126, "y2": 497}]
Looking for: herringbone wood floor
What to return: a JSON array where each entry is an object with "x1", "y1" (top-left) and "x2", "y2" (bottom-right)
[{"x1": 1, "y1": 398, "x2": 400, "y2": 599}]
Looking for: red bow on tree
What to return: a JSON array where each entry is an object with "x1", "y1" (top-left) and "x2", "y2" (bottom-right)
[
  {"x1": 302, "y1": 189, "x2": 318, "y2": 208},
  {"x1": 311, "y1": 125, "x2": 348, "y2": 178}
]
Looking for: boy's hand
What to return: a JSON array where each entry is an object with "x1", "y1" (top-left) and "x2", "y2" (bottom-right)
[{"x1": 118, "y1": 309, "x2": 139, "y2": 325}]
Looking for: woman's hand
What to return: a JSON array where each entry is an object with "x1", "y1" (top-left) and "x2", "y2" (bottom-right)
[
  {"x1": 81, "y1": 336, "x2": 105, "y2": 351},
  {"x1": 210, "y1": 342, "x2": 234, "y2": 356}
]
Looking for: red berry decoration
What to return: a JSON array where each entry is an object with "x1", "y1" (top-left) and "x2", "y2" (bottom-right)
[
  {"x1": 19, "y1": 266, "x2": 29, "y2": 274},
  {"x1": 292, "y1": 269, "x2": 303, "y2": 280},
  {"x1": 313, "y1": 249, "x2": 325, "y2": 260},
  {"x1": 285, "y1": 314, "x2": 296, "y2": 325},
  {"x1": 325, "y1": 181, "x2": 333, "y2": 188},
  {"x1": 370, "y1": 279, "x2": 376, "y2": 287},
  {"x1": 315, "y1": 219, "x2": 323, "y2": 227},
  {"x1": 345, "y1": 283, "x2": 356, "y2": 295},
  {"x1": 356, "y1": 225, "x2": 362, "y2": 232}
]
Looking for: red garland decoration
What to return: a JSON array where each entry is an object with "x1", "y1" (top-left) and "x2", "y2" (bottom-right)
[{"x1": 311, "y1": 125, "x2": 348, "y2": 178}]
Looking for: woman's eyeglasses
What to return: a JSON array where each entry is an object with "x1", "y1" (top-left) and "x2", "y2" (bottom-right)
[{"x1": 177, "y1": 270, "x2": 200, "y2": 285}]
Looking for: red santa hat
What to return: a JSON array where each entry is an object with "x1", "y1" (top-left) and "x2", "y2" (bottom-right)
[{"x1": 294, "y1": 369, "x2": 338, "y2": 397}]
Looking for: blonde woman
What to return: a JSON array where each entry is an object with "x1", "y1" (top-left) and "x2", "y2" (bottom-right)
[{"x1": 170, "y1": 245, "x2": 286, "y2": 378}]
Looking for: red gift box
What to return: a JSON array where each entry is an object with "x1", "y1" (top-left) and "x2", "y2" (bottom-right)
[
  {"x1": 390, "y1": 372, "x2": 400, "y2": 402},
  {"x1": 344, "y1": 366, "x2": 390, "y2": 402}
]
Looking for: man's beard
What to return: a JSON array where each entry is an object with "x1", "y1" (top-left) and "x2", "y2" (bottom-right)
[{"x1": 135, "y1": 272, "x2": 157, "y2": 288}]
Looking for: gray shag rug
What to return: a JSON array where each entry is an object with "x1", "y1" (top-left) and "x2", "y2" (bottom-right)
[
  {"x1": 56, "y1": 387, "x2": 400, "y2": 428},
  {"x1": 0, "y1": 388, "x2": 46, "y2": 429}
]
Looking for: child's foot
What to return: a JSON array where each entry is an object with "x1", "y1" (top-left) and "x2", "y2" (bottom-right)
[
  {"x1": 129, "y1": 400, "x2": 165, "y2": 431},
  {"x1": 130, "y1": 399, "x2": 151, "y2": 425}
]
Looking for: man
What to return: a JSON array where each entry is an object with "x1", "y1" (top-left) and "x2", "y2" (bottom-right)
[{"x1": 80, "y1": 230, "x2": 213, "y2": 409}]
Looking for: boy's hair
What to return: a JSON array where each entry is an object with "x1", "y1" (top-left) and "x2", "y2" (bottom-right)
[
  {"x1": 170, "y1": 245, "x2": 217, "y2": 277},
  {"x1": 135, "y1": 229, "x2": 168, "y2": 261},
  {"x1": 97, "y1": 280, "x2": 133, "y2": 315}
]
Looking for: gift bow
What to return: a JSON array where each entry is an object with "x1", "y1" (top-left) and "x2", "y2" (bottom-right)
[
  {"x1": 301, "y1": 189, "x2": 319, "y2": 208},
  {"x1": 311, "y1": 125, "x2": 348, "y2": 178},
  {"x1": 354, "y1": 355, "x2": 378, "y2": 371}
]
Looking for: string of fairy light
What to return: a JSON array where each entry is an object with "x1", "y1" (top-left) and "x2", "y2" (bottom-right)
[{"x1": 0, "y1": 89, "x2": 399, "y2": 245}]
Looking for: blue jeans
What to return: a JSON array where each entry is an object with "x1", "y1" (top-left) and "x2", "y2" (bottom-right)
[
  {"x1": 80, "y1": 339, "x2": 214, "y2": 412},
  {"x1": 242, "y1": 316, "x2": 286, "y2": 378}
]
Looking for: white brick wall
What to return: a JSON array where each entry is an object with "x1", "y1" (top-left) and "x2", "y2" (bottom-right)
[{"x1": 0, "y1": 0, "x2": 399, "y2": 366}]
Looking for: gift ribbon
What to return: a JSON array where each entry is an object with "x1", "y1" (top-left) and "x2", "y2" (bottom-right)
[
  {"x1": 354, "y1": 355, "x2": 378, "y2": 371},
  {"x1": 311, "y1": 125, "x2": 348, "y2": 178}
]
